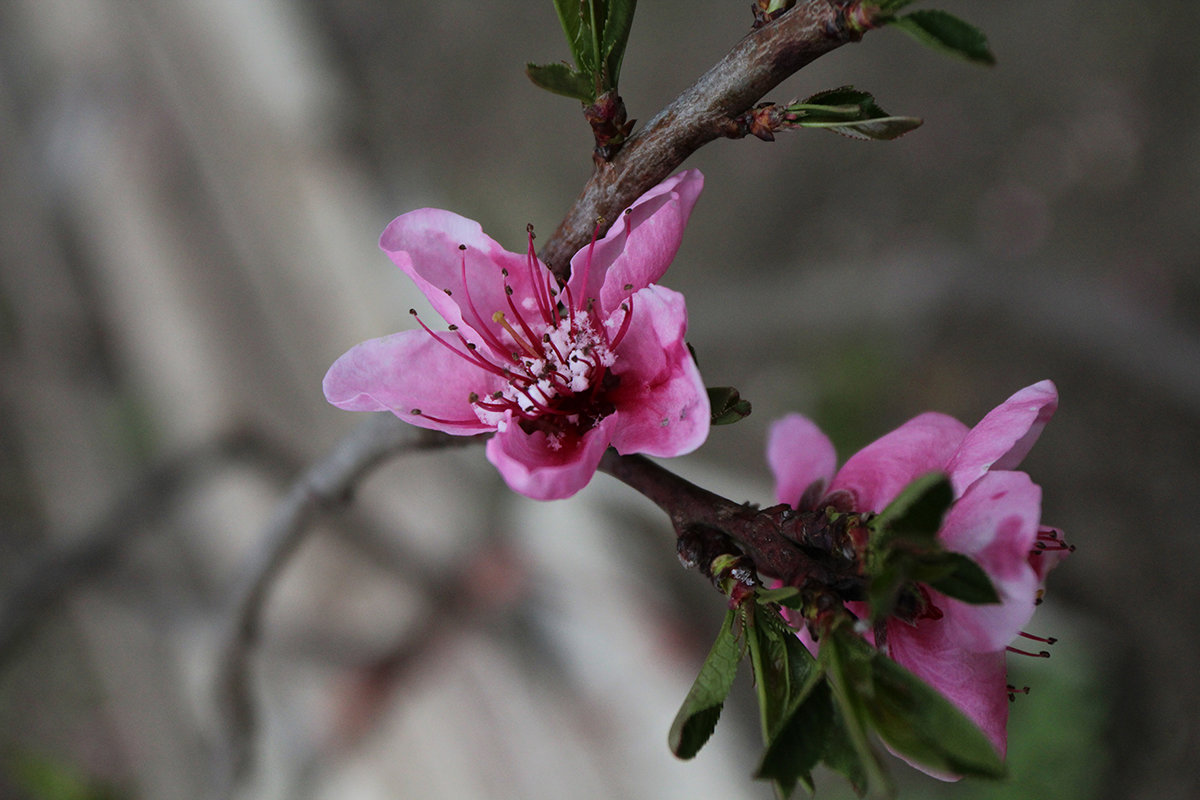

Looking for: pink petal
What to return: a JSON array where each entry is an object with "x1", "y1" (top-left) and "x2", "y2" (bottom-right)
[
  {"x1": 936, "y1": 471, "x2": 1041, "y2": 651},
  {"x1": 323, "y1": 331, "x2": 499, "y2": 434},
  {"x1": 829, "y1": 413, "x2": 969, "y2": 512},
  {"x1": 485, "y1": 415, "x2": 617, "y2": 500},
  {"x1": 606, "y1": 286, "x2": 710, "y2": 456},
  {"x1": 945, "y1": 380, "x2": 1058, "y2": 494},
  {"x1": 566, "y1": 170, "x2": 704, "y2": 315},
  {"x1": 380, "y1": 208, "x2": 554, "y2": 354},
  {"x1": 766, "y1": 414, "x2": 838, "y2": 507},
  {"x1": 887, "y1": 618, "x2": 1010, "y2": 762}
]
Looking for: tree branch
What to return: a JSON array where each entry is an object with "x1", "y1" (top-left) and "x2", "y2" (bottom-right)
[
  {"x1": 210, "y1": 414, "x2": 478, "y2": 794},
  {"x1": 539, "y1": 0, "x2": 864, "y2": 276},
  {"x1": 598, "y1": 451, "x2": 864, "y2": 596}
]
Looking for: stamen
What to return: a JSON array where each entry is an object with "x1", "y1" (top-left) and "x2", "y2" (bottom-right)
[
  {"x1": 504, "y1": 284, "x2": 546, "y2": 358},
  {"x1": 1018, "y1": 631, "x2": 1058, "y2": 645},
  {"x1": 408, "y1": 408, "x2": 483, "y2": 427},
  {"x1": 1006, "y1": 684, "x2": 1031, "y2": 702},
  {"x1": 575, "y1": 218, "x2": 605, "y2": 312},
  {"x1": 525, "y1": 223, "x2": 555, "y2": 325},
  {"x1": 457, "y1": 246, "x2": 513, "y2": 362},
  {"x1": 608, "y1": 297, "x2": 635, "y2": 350},
  {"x1": 1006, "y1": 646, "x2": 1051, "y2": 658},
  {"x1": 492, "y1": 312, "x2": 540, "y2": 358}
]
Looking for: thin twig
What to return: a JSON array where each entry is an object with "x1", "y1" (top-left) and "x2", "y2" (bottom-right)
[
  {"x1": 209, "y1": 414, "x2": 477, "y2": 795},
  {"x1": 0, "y1": 429, "x2": 302, "y2": 668}
]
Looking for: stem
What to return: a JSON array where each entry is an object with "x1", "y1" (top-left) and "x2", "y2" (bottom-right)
[
  {"x1": 598, "y1": 451, "x2": 860, "y2": 592},
  {"x1": 539, "y1": 0, "x2": 863, "y2": 277}
]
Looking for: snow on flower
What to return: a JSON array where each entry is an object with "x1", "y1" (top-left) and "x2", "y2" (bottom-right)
[
  {"x1": 324, "y1": 170, "x2": 710, "y2": 500},
  {"x1": 765, "y1": 381, "x2": 1070, "y2": 772}
]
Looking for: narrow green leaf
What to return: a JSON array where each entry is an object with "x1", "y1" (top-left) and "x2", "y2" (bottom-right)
[
  {"x1": 798, "y1": 116, "x2": 923, "y2": 141},
  {"x1": 669, "y1": 608, "x2": 743, "y2": 759},
  {"x1": 552, "y1": 0, "x2": 590, "y2": 71},
  {"x1": 867, "y1": 651, "x2": 1006, "y2": 778},
  {"x1": 756, "y1": 676, "x2": 832, "y2": 798},
  {"x1": 820, "y1": 626, "x2": 893, "y2": 796},
  {"x1": 754, "y1": 586, "x2": 804, "y2": 609},
  {"x1": 918, "y1": 552, "x2": 1001, "y2": 605},
  {"x1": 872, "y1": 472, "x2": 954, "y2": 547},
  {"x1": 707, "y1": 386, "x2": 752, "y2": 425},
  {"x1": 601, "y1": 0, "x2": 637, "y2": 87},
  {"x1": 525, "y1": 62, "x2": 595, "y2": 103},
  {"x1": 791, "y1": 88, "x2": 923, "y2": 141},
  {"x1": 891, "y1": 10, "x2": 996, "y2": 66}
]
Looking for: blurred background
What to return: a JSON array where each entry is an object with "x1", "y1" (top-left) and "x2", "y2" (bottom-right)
[{"x1": 2, "y1": 1, "x2": 1197, "y2": 798}]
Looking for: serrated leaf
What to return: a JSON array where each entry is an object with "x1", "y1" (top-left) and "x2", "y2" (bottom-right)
[
  {"x1": 754, "y1": 586, "x2": 804, "y2": 609},
  {"x1": 601, "y1": 0, "x2": 637, "y2": 86},
  {"x1": 872, "y1": 472, "x2": 954, "y2": 547},
  {"x1": 798, "y1": 116, "x2": 923, "y2": 141},
  {"x1": 749, "y1": 610, "x2": 828, "y2": 799},
  {"x1": 552, "y1": 0, "x2": 591, "y2": 71},
  {"x1": 867, "y1": 651, "x2": 1006, "y2": 778},
  {"x1": 891, "y1": 10, "x2": 996, "y2": 66},
  {"x1": 525, "y1": 62, "x2": 596, "y2": 103},
  {"x1": 791, "y1": 87, "x2": 923, "y2": 141},
  {"x1": 707, "y1": 386, "x2": 752, "y2": 425},
  {"x1": 669, "y1": 608, "x2": 742, "y2": 759},
  {"x1": 819, "y1": 626, "x2": 893, "y2": 796},
  {"x1": 918, "y1": 552, "x2": 1001, "y2": 604},
  {"x1": 756, "y1": 676, "x2": 832, "y2": 798}
]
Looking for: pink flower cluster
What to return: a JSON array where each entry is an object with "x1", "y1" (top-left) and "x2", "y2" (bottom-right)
[
  {"x1": 324, "y1": 170, "x2": 710, "y2": 500},
  {"x1": 766, "y1": 381, "x2": 1069, "y2": 770}
]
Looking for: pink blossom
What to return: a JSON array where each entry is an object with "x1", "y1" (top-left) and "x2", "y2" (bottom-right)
[
  {"x1": 324, "y1": 170, "x2": 710, "y2": 500},
  {"x1": 766, "y1": 381, "x2": 1068, "y2": 771}
]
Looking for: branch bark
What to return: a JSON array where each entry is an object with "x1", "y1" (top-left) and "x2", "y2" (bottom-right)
[{"x1": 539, "y1": 0, "x2": 863, "y2": 276}]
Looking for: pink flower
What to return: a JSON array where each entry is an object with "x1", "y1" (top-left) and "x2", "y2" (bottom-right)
[
  {"x1": 766, "y1": 381, "x2": 1068, "y2": 770},
  {"x1": 324, "y1": 170, "x2": 710, "y2": 500}
]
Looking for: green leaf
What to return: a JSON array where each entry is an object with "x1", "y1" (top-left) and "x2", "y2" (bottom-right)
[
  {"x1": 867, "y1": 651, "x2": 1006, "y2": 778},
  {"x1": 819, "y1": 626, "x2": 893, "y2": 796},
  {"x1": 669, "y1": 608, "x2": 743, "y2": 759},
  {"x1": 871, "y1": 472, "x2": 954, "y2": 547},
  {"x1": 552, "y1": 0, "x2": 590, "y2": 71},
  {"x1": 601, "y1": 0, "x2": 637, "y2": 87},
  {"x1": 749, "y1": 609, "x2": 830, "y2": 799},
  {"x1": 890, "y1": 10, "x2": 996, "y2": 66},
  {"x1": 754, "y1": 586, "x2": 804, "y2": 609},
  {"x1": 525, "y1": 62, "x2": 595, "y2": 103},
  {"x1": 916, "y1": 552, "x2": 1001, "y2": 605},
  {"x1": 797, "y1": 115, "x2": 923, "y2": 141},
  {"x1": 756, "y1": 677, "x2": 832, "y2": 798},
  {"x1": 789, "y1": 87, "x2": 923, "y2": 141},
  {"x1": 707, "y1": 386, "x2": 753, "y2": 425}
]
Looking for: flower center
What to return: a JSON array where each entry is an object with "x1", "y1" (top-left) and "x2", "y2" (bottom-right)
[{"x1": 410, "y1": 225, "x2": 632, "y2": 449}]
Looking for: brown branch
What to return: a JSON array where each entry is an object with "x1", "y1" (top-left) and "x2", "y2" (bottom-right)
[
  {"x1": 539, "y1": 0, "x2": 865, "y2": 276},
  {"x1": 598, "y1": 451, "x2": 864, "y2": 596}
]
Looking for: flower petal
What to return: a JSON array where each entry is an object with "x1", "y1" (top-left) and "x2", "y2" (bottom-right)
[
  {"x1": 323, "y1": 330, "x2": 499, "y2": 434},
  {"x1": 567, "y1": 170, "x2": 704, "y2": 315},
  {"x1": 766, "y1": 414, "x2": 838, "y2": 508},
  {"x1": 485, "y1": 415, "x2": 617, "y2": 500},
  {"x1": 945, "y1": 380, "x2": 1058, "y2": 494},
  {"x1": 829, "y1": 413, "x2": 969, "y2": 511},
  {"x1": 937, "y1": 471, "x2": 1041, "y2": 651},
  {"x1": 887, "y1": 619, "x2": 1010, "y2": 762},
  {"x1": 606, "y1": 286, "x2": 710, "y2": 457},
  {"x1": 380, "y1": 209, "x2": 556, "y2": 355}
]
